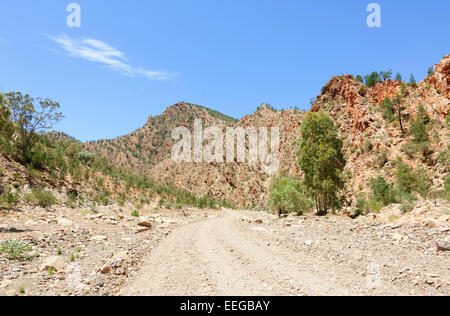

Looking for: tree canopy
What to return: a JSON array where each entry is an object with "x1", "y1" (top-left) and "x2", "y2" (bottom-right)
[
  {"x1": 5, "y1": 92, "x2": 63, "y2": 162},
  {"x1": 297, "y1": 111, "x2": 346, "y2": 215}
]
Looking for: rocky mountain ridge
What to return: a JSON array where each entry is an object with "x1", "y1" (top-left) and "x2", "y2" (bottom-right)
[{"x1": 86, "y1": 56, "x2": 450, "y2": 208}]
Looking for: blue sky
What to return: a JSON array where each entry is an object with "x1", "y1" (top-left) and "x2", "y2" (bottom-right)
[{"x1": 0, "y1": 0, "x2": 448, "y2": 141}]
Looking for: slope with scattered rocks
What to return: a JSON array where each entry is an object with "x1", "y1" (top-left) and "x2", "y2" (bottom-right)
[{"x1": 0, "y1": 205, "x2": 205, "y2": 296}]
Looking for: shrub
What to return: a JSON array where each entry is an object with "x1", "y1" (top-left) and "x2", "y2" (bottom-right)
[
  {"x1": 438, "y1": 147, "x2": 450, "y2": 172},
  {"x1": 28, "y1": 189, "x2": 57, "y2": 208},
  {"x1": 117, "y1": 194, "x2": 125, "y2": 207},
  {"x1": 269, "y1": 176, "x2": 314, "y2": 216},
  {"x1": 416, "y1": 168, "x2": 433, "y2": 200},
  {"x1": 29, "y1": 144, "x2": 47, "y2": 169},
  {"x1": 358, "y1": 86, "x2": 367, "y2": 97},
  {"x1": 95, "y1": 190, "x2": 110, "y2": 206},
  {"x1": 365, "y1": 198, "x2": 382, "y2": 213},
  {"x1": 400, "y1": 201, "x2": 414, "y2": 213},
  {"x1": 0, "y1": 192, "x2": 19, "y2": 209},
  {"x1": 402, "y1": 141, "x2": 432, "y2": 162},
  {"x1": 410, "y1": 105, "x2": 429, "y2": 144},
  {"x1": 374, "y1": 147, "x2": 389, "y2": 168},
  {"x1": 394, "y1": 189, "x2": 417, "y2": 204},
  {"x1": 175, "y1": 202, "x2": 184, "y2": 209},
  {"x1": 445, "y1": 177, "x2": 450, "y2": 197},
  {"x1": 401, "y1": 142, "x2": 418, "y2": 159},
  {"x1": 369, "y1": 176, "x2": 396, "y2": 206},
  {"x1": 66, "y1": 192, "x2": 77, "y2": 208},
  {"x1": 130, "y1": 210, "x2": 140, "y2": 217},
  {"x1": 395, "y1": 161, "x2": 418, "y2": 194},
  {"x1": 78, "y1": 151, "x2": 96, "y2": 164},
  {"x1": 362, "y1": 140, "x2": 373, "y2": 153},
  {"x1": 351, "y1": 196, "x2": 369, "y2": 217},
  {"x1": 25, "y1": 166, "x2": 42, "y2": 179},
  {"x1": 0, "y1": 240, "x2": 33, "y2": 260}
]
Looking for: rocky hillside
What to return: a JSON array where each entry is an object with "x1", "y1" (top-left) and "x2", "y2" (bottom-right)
[
  {"x1": 311, "y1": 55, "x2": 449, "y2": 199},
  {"x1": 0, "y1": 131, "x2": 229, "y2": 214},
  {"x1": 85, "y1": 103, "x2": 237, "y2": 171},
  {"x1": 149, "y1": 105, "x2": 306, "y2": 207},
  {"x1": 84, "y1": 56, "x2": 450, "y2": 209}
]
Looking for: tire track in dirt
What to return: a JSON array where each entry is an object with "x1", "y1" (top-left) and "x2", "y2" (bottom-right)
[{"x1": 122, "y1": 211, "x2": 380, "y2": 296}]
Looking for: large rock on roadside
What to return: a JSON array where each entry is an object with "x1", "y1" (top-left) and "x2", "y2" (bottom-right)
[
  {"x1": 41, "y1": 256, "x2": 67, "y2": 272},
  {"x1": 90, "y1": 235, "x2": 108, "y2": 242},
  {"x1": 138, "y1": 221, "x2": 153, "y2": 228},
  {"x1": 423, "y1": 218, "x2": 441, "y2": 228},
  {"x1": 57, "y1": 218, "x2": 75, "y2": 227},
  {"x1": 436, "y1": 237, "x2": 450, "y2": 251}
]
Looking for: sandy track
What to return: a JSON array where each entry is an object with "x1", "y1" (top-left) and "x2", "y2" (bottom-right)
[{"x1": 122, "y1": 211, "x2": 442, "y2": 296}]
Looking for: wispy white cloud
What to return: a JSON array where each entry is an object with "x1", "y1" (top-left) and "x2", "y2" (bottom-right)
[{"x1": 46, "y1": 34, "x2": 178, "y2": 81}]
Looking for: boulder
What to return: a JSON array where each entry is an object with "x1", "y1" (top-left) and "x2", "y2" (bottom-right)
[
  {"x1": 100, "y1": 265, "x2": 111, "y2": 274},
  {"x1": 90, "y1": 235, "x2": 108, "y2": 242},
  {"x1": 138, "y1": 221, "x2": 153, "y2": 228},
  {"x1": 57, "y1": 218, "x2": 75, "y2": 227},
  {"x1": 136, "y1": 227, "x2": 151, "y2": 234},
  {"x1": 423, "y1": 218, "x2": 440, "y2": 228},
  {"x1": 436, "y1": 237, "x2": 450, "y2": 251},
  {"x1": 41, "y1": 256, "x2": 67, "y2": 272},
  {"x1": 304, "y1": 240, "x2": 313, "y2": 246}
]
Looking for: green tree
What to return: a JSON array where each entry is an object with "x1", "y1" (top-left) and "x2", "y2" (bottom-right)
[
  {"x1": 394, "y1": 73, "x2": 403, "y2": 82},
  {"x1": 380, "y1": 69, "x2": 393, "y2": 81},
  {"x1": 392, "y1": 86, "x2": 408, "y2": 135},
  {"x1": 416, "y1": 168, "x2": 432, "y2": 200},
  {"x1": 395, "y1": 161, "x2": 418, "y2": 194},
  {"x1": 445, "y1": 177, "x2": 450, "y2": 197},
  {"x1": 380, "y1": 97, "x2": 396, "y2": 122},
  {"x1": 0, "y1": 93, "x2": 14, "y2": 147},
  {"x1": 269, "y1": 176, "x2": 314, "y2": 217},
  {"x1": 369, "y1": 176, "x2": 395, "y2": 206},
  {"x1": 6, "y1": 92, "x2": 63, "y2": 163},
  {"x1": 356, "y1": 75, "x2": 364, "y2": 83},
  {"x1": 364, "y1": 72, "x2": 382, "y2": 88},
  {"x1": 409, "y1": 73, "x2": 417, "y2": 85},
  {"x1": 409, "y1": 104, "x2": 429, "y2": 144},
  {"x1": 297, "y1": 111, "x2": 346, "y2": 215},
  {"x1": 379, "y1": 88, "x2": 407, "y2": 135}
]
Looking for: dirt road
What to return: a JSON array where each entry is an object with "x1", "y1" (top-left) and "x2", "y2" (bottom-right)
[{"x1": 121, "y1": 211, "x2": 450, "y2": 296}]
